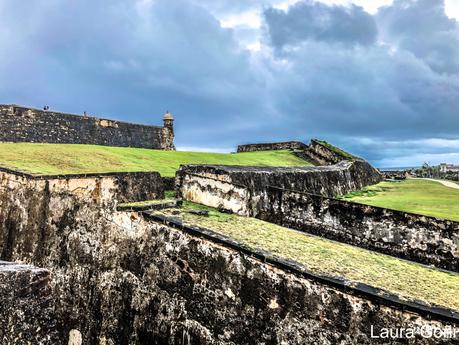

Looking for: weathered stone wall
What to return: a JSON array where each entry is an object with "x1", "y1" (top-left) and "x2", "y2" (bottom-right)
[
  {"x1": 0, "y1": 173, "x2": 458, "y2": 344},
  {"x1": 177, "y1": 159, "x2": 382, "y2": 205},
  {"x1": 0, "y1": 169, "x2": 164, "y2": 261},
  {"x1": 0, "y1": 261, "x2": 60, "y2": 344},
  {"x1": 260, "y1": 187, "x2": 459, "y2": 272},
  {"x1": 0, "y1": 168, "x2": 164, "y2": 202},
  {"x1": 236, "y1": 139, "x2": 358, "y2": 166},
  {"x1": 176, "y1": 164, "x2": 459, "y2": 271},
  {"x1": 297, "y1": 139, "x2": 358, "y2": 165},
  {"x1": 0, "y1": 104, "x2": 175, "y2": 149},
  {"x1": 179, "y1": 172, "x2": 252, "y2": 215},
  {"x1": 237, "y1": 141, "x2": 309, "y2": 153}
]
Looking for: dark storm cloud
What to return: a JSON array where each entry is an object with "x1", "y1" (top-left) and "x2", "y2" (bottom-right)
[
  {"x1": 260, "y1": 0, "x2": 459, "y2": 165},
  {"x1": 0, "y1": 0, "x2": 458, "y2": 166},
  {"x1": 0, "y1": 0, "x2": 270, "y2": 146},
  {"x1": 377, "y1": 0, "x2": 459, "y2": 74},
  {"x1": 264, "y1": 40, "x2": 459, "y2": 139},
  {"x1": 264, "y1": 1, "x2": 378, "y2": 48}
]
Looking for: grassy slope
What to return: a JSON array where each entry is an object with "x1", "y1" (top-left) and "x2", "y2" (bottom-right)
[
  {"x1": 341, "y1": 179, "x2": 459, "y2": 221},
  {"x1": 0, "y1": 143, "x2": 310, "y2": 177},
  {"x1": 155, "y1": 202, "x2": 459, "y2": 311}
]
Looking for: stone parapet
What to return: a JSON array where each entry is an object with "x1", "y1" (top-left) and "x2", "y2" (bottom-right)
[{"x1": 0, "y1": 104, "x2": 175, "y2": 149}]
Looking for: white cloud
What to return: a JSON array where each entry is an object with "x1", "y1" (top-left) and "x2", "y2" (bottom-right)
[
  {"x1": 220, "y1": 10, "x2": 262, "y2": 28},
  {"x1": 445, "y1": 0, "x2": 459, "y2": 20},
  {"x1": 246, "y1": 41, "x2": 262, "y2": 51},
  {"x1": 275, "y1": 0, "x2": 459, "y2": 19},
  {"x1": 314, "y1": 0, "x2": 393, "y2": 13},
  {"x1": 272, "y1": 0, "x2": 302, "y2": 10}
]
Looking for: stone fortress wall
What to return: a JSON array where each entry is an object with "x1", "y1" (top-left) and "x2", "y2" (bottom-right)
[
  {"x1": 177, "y1": 167, "x2": 459, "y2": 271},
  {"x1": 0, "y1": 167, "x2": 164, "y2": 262},
  {"x1": 260, "y1": 186, "x2": 459, "y2": 272},
  {"x1": 177, "y1": 140, "x2": 459, "y2": 271},
  {"x1": 1, "y1": 129, "x2": 459, "y2": 343},
  {"x1": 177, "y1": 139, "x2": 382, "y2": 213},
  {"x1": 0, "y1": 166, "x2": 457, "y2": 344},
  {"x1": 238, "y1": 139, "x2": 358, "y2": 165},
  {"x1": 237, "y1": 140, "x2": 309, "y2": 152},
  {"x1": 0, "y1": 104, "x2": 175, "y2": 150},
  {"x1": 176, "y1": 159, "x2": 382, "y2": 212}
]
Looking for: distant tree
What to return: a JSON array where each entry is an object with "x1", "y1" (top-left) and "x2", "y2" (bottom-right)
[{"x1": 417, "y1": 162, "x2": 436, "y2": 178}]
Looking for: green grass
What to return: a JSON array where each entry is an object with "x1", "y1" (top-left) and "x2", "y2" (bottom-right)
[
  {"x1": 0, "y1": 143, "x2": 311, "y2": 177},
  {"x1": 154, "y1": 202, "x2": 459, "y2": 311},
  {"x1": 341, "y1": 179, "x2": 459, "y2": 221},
  {"x1": 164, "y1": 190, "x2": 177, "y2": 199}
]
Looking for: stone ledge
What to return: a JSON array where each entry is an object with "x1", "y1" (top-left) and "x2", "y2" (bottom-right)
[
  {"x1": 2, "y1": 104, "x2": 162, "y2": 129},
  {"x1": 0, "y1": 165, "x2": 163, "y2": 180}
]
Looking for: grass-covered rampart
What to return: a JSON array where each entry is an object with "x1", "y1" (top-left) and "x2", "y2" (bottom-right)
[
  {"x1": 153, "y1": 202, "x2": 459, "y2": 311},
  {"x1": 0, "y1": 143, "x2": 310, "y2": 177}
]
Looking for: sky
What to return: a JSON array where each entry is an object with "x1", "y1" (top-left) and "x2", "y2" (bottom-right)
[{"x1": 0, "y1": 0, "x2": 458, "y2": 167}]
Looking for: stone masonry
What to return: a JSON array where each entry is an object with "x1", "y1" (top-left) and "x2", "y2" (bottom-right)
[
  {"x1": 0, "y1": 104, "x2": 176, "y2": 150},
  {"x1": 237, "y1": 141, "x2": 308, "y2": 153},
  {"x1": 0, "y1": 261, "x2": 59, "y2": 344},
  {"x1": 260, "y1": 187, "x2": 459, "y2": 271},
  {"x1": 0, "y1": 170, "x2": 458, "y2": 344},
  {"x1": 237, "y1": 139, "x2": 358, "y2": 166}
]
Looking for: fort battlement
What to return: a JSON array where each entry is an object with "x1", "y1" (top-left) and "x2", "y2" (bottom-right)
[
  {"x1": 0, "y1": 166, "x2": 457, "y2": 344},
  {"x1": 0, "y1": 104, "x2": 175, "y2": 150},
  {"x1": 1, "y1": 125, "x2": 459, "y2": 344}
]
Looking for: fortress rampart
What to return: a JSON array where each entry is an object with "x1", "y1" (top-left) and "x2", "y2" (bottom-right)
[
  {"x1": 262, "y1": 186, "x2": 459, "y2": 272},
  {"x1": 237, "y1": 140, "x2": 308, "y2": 152},
  {"x1": 177, "y1": 159, "x2": 382, "y2": 202},
  {"x1": 176, "y1": 161, "x2": 458, "y2": 271},
  {"x1": 1, "y1": 133, "x2": 458, "y2": 343},
  {"x1": 0, "y1": 168, "x2": 457, "y2": 344},
  {"x1": 0, "y1": 104, "x2": 175, "y2": 150},
  {"x1": 237, "y1": 139, "x2": 359, "y2": 166}
]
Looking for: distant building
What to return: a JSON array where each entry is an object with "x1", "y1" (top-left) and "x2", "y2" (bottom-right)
[{"x1": 439, "y1": 163, "x2": 459, "y2": 173}]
